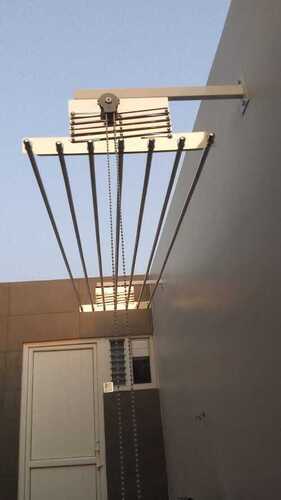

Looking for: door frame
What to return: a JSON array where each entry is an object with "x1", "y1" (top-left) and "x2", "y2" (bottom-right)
[{"x1": 18, "y1": 338, "x2": 109, "y2": 500}]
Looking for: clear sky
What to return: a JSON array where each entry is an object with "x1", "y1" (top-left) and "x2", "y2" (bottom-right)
[{"x1": 0, "y1": 0, "x2": 230, "y2": 282}]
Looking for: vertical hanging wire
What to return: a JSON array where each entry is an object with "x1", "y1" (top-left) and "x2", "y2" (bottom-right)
[
  {"x1": 105, "y1": 117, "x2": 127, "y2": 500},
  {"x1": 112, "y1": 120, "x2": 143, "y2": 500},
  {"x1": 87, "y1": 140, "x2": 105, "y2": 311},
  {"x1": 56, "y1": 142, "x2": 94, "y2": 311},
  {"x1": 114, "y1": 139, "x2": 124, "y2": 310},
  {"x1": 147, "y1": 133, "x2": 214, "y2": 308},
  {"x1": 136, "y1": 136, "x2": 186, "y2": 308},
  {"x1": 126, "y1": 139, "x2": 155, "y2": 309},
  {"x1": 23, "y1": 140, "x2": 84, "y2": 311}
]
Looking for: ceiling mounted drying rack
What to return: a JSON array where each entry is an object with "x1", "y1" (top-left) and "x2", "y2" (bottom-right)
[{"x1": 23, "y1": 83, "x2": 248, "y2": 311}]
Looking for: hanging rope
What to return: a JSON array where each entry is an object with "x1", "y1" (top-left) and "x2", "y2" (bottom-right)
[
  {"x1": 112, "y1": 118, "x2": 143, "y2": 500},
  {"x1": 114, "y1": 138, "x2": 124, "y2": 310},
  {"x1": 105, "y1": 117, "x2": 127, "y2": 500}
]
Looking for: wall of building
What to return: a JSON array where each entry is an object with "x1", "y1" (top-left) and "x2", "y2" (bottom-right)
[
  {"x1": 104, "y1": 390, "x2": 168, "y2": 500},
  {"x1": 151, "y1": 1, "x2": 281, "y2": 499},
  {"x1": 0, "y1": 277, "x2": 165, "y2": 500}
]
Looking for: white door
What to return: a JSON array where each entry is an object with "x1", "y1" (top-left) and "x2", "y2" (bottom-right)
[{"x1": 18, "y1": 341, "x2": 107, "y2": 500}]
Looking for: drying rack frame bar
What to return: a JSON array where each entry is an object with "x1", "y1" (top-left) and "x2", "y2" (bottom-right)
[{"x1": 22, "y1": 132, "x2": 209, "y2": 156}]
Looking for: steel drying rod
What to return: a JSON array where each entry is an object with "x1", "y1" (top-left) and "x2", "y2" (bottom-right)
[
  {"x1": 147, "y1": 133, "x2": 214, "y2": 308},
  {"x1": 87, "y1": 140, "x2": 105, "y2": 311},
  {"x1": 136, "y1": 136, "x2": 185, "y2": 308},
  {"x1": 56, "y1": 142, "x2": 94, "y2": 311},
  {"x1": 23, "y1": 140, "x2": 84, "y2": 311},
  {"x1": 126, "y1": 138, "x2": 155, "y2": 309}
]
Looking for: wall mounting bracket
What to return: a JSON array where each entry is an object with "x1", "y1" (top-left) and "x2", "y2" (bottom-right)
[{"x1": 74, "y1": 83, "x2": 246, "y2": 101}]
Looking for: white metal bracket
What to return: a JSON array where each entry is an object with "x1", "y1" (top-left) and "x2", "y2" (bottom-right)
[{"x1": 22, "y1": 132, "x2": 210, "y2": 156}]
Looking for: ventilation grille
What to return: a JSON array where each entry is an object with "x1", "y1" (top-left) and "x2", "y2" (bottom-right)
[{"x1": 110, "y1": 339, "x2": 126, "y2": 386}]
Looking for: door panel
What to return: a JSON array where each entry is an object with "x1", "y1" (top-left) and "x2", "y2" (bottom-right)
[
  {"x1": 18, "y1": 341, "x2": 106, "y2": 500},
  {"x1": 30, "y1": 465, "x2": 97, "y2": 500},
  {"x1": 31, "y1": 348, "x2": 96, "y2": 459}
]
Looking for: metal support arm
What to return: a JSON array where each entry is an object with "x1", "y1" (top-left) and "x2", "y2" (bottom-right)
[{"x1": 74, "y1": 84, "x2": 246, "y2": 101}]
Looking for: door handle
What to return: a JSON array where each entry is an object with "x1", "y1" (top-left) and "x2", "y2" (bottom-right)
[{"x1": 95, "y1": 447, "x2": 104, "y2": 469}]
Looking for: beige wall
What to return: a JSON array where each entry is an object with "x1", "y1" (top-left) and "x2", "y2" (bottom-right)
[
  {"x1": 1, "y1": 277, "x2": 152, "y2": 345},
  {"x1": 0, "y1": 276, "x2": 152, "y2": 499}
]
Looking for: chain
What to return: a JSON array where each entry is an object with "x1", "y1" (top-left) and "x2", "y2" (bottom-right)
[
  {"x1": 105, "y1": 118, "x2": 126, "y2": 500},
  {"x1": 113, "y1": 118, "x2": 143, "y2": 500}
]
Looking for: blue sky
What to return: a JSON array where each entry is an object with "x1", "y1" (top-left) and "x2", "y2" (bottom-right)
[{"x1": 0, "y1": 0, "x2": 230, "y2": 282}]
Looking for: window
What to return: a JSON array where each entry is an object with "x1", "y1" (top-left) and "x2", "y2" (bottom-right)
[
  {"x1": 131, "y1": 339, "x2": 152, "y2": 385},
  {"x1": 108, "y1": 337, "x2": 154, "y2": 389}
]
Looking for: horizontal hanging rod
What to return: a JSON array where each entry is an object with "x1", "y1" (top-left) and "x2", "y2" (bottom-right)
[
  {"x1": 71, "y1": 110, "x2": 169, "y2": 125},
  {"x1": 56, "y1": 143, "x2": 95, "y2": 311},
  {"x1": 147, "y1": 133, "x2": 214, "y2": 309},
  {"x1": 71, "y1": 122, "x2": 170, "y2": 138},
  {"x1": 87, "y1": 141, "x2": 105, "y2": 311},
  {"x1": 71, "y1": 117, "x2": 170, "y2": 131},
  {"x1": 22, "y1": 132, "x2": 209, "y2": 156},
  {"x1": 23, "y1": 140, "x2": 84, "y2": 312},
  {"x1": 74, "y1": 84, "x2": 245, "y2": 101},
  {"x1": 72, "y1": 107, "x2": 167, "y2": 117}
]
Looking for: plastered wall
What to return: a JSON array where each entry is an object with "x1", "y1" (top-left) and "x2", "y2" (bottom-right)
[{"x1": 151, "y1": 1, "x2": 281, "y2": 499}]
